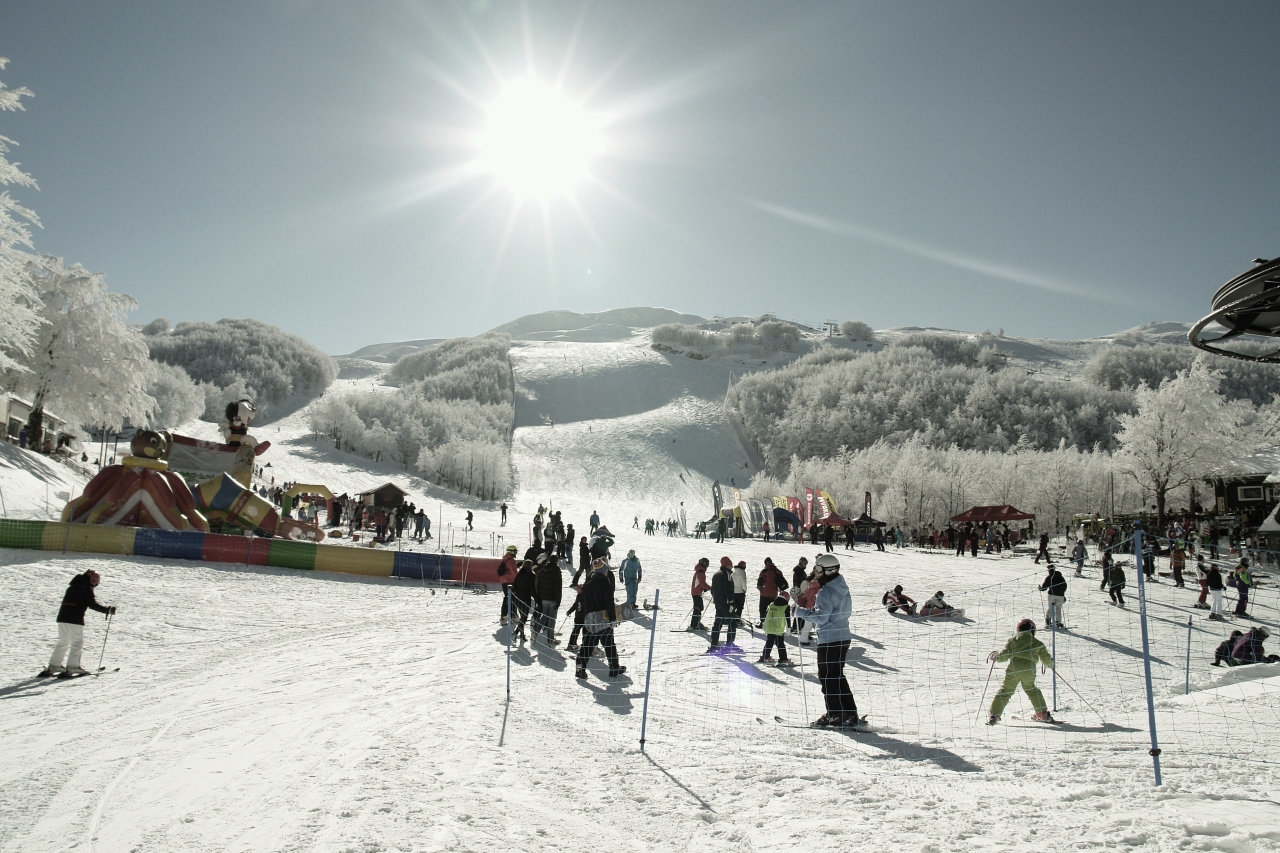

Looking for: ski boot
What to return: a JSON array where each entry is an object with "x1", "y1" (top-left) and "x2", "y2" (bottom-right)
[
  {"x1": 37, "y1": 668, "x2": 58, "y2": 678},
  {"x1": 811, "y1": 713, "x2": 837, "y2": 727},
  {"x1": 608, "y1": 665, "x2": 627, "y2": 678},
  {"x1": 1032, "y1": 710, "x2": 1056, "y2": 723},
  {"x1": 575, "y1": 666, "x2": 587, "y2": 679},
  {"x1": 776, "y1": 659, "x2": 795, "y2": 668},
  {"x1": 756, "y1": 655, "x2": 773, "y2": 664},
  {"x1": 986, "y1": 714, "x2": 1001, "y2": 726},
  {"x1": 566, "y1": 643, "x2": 580, "y2": 653}
]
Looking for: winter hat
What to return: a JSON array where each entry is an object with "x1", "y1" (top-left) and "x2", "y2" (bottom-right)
[
  {"x1": 627, "y1": 549, "x2": 636, "y2": 559},
  {"x1": 798, "y1": 557, "x2": 808, "y2": 565},
  {"x1": 735, "y1": 561, "x2": 747, "y2": 569},
  {"x1": 774, "y1": 593, "x2": 789, "y2": 606},
  {"x1": 592, "y1": 557, "x2": 607, "y2": 570},
  {"x1": 763, "y1": 557, "x2": 775, "y2": 567},
  {"x1": 814, "y1": 554, "x2": 840, "y2": 575},
  {"x1": 935, "y1": 591, "x2": 945, "y2": 598},
  {"x1": 1016, "y1": 618, "x2": 1036, "y2": 633},
  {"x1": 893, "y1": 584, "x2": 904, "y2": 594},
  {"x1": 1259, "y1": 627, "x2": 1271, "y2": 640},
  {"x1": 720, "y1": 557, "x2": 733, "y2": 568},
  {"x1": 506, "y1": 545, "x2": 518, "y2": 554},
  {"x1": 698, "y1": 557, "x2": 710, "y2": 566}
]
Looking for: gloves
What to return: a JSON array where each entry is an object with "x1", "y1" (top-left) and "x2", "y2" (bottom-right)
[{"x1": 987, "y1": 650, "x2": 998, "y2": 662}]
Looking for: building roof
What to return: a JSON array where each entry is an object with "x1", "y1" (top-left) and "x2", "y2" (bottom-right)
[{"x1": 1212, "y1": 445, "x2": 1280, "y2": 479}]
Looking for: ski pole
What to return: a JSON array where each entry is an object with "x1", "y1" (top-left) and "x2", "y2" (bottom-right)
[
  {"x1": 976, "y1": 656, "x2": 997, "y2": 721},
  {"x1": 97, "y1": 611, "x2": 113, "y2": 671},
  {"x1": 1051, "y1": 668, "x2": 1105, "y2": 722}
]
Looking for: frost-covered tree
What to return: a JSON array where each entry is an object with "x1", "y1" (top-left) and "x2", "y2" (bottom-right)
[
  {"x1": 10, "y1": 256, "x2": 154, "y2": 439},
  {"x1": 140, "y1": 317, "x2": 170, "y2": 336},
  {"x1": 1115, "y1": 361, "x2": 1253, "y2": 525},
  {"x1": 0, "y1": 59, "x2": 43, "y2": 374},
  {"x1": 145, "y1": 361, "x2": 203, "y2": 429},
  {"x1": 839, "y1": 320, "x2": 876, "y2": 344}
]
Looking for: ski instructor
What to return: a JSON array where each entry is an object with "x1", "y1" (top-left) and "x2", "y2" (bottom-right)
[
  {"x1": 794, "y1": 553, "x2": 858, "y2": 727},
  {"x1": 40, "y1": 569, "x2": 115, "y2": 677}
]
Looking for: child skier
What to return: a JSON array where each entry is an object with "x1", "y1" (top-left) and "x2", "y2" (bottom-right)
[
  {"x1": 757, "y1": 593, "x2": 792, "y2": 666},
  {"x1": 1107, "y1": 561, "x2": 1127, "y2": 607},
  {"x1": 882, "y1": 585, "x2": 917, "y2": 616},
  {"x1": 1212, "y1": 630, "x2": 1244, "y2": 666},
  {"x1": 987, "y1": 618, "x2": 1056, "y2": 725}
]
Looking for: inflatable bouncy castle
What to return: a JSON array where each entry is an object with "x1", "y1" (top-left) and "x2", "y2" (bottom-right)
[{"x1": 61, "y1": 401, "x2": 322, "y2": 543}]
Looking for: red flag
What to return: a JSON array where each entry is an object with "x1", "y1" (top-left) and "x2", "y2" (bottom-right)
[{"x1": 804, "y1": 487, "x2": 814, "y2": 530}]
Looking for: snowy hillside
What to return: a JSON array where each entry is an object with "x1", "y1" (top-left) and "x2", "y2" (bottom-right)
[{"x1": 3, "y1": 314, "x2": 1279, "y2": 853}]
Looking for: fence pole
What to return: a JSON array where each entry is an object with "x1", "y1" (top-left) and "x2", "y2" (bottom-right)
[
  {"x1": 246, "y1": 531, "x2": 253, "y2": 568},
  {"x1": 639, "y1": 589, "x2": 660, "y2": 752},
  {"x1": 1051, "y1": 604, "x2": 1057, "y2": 712},
  {"x1": 1185, "y1": 615, "x2": 1193, "y2": 696},
  {"x1": 506, "y1": 587, "x2": 513, "y2": 704},
  {"x1": 1133, "y1": 523, "x2": 1163, "y2": 786}
]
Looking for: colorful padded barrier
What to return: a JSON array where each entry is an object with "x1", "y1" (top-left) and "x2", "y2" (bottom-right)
[{"x1": 0, "y1": 519, "x2": 502, "y2": 585}]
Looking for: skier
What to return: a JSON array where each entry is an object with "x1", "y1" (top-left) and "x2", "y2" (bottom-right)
[
  {"x1": 465, "y1": 510, "x2": 474, "y2": 532},
  {"x1": 579, "y1": 536, "x2": 591, "y2": 572},
  {"x1": 715, "y1": 514, "x2": 727, "y2": 544},
  {"x1": 794, "y1": 553, "x2": 858, "y2": 727},
  {"x1": 689, "y1": 557, "x2": 711, "y2": 631},
  {"x1": 708, "y1": 557, "x2": 738, "y2": 651},
  {"x1": 574, "y1": 559, "x2": 626, "y2": 679},
  {"x1": 1212, "y1": 630, "x2": 1245, "y2": 666},
  {"x1": 422, "y1": 513, "x2": 431, "y2": 541},
  {"x1": 881, "y1": 585, "x2": 916, "y2": 616},
  {"x1": 532, "y1": 553, "x2": 563, "y2": 646},
  {"x1": 1071, "y1": 539, "x2": 1087, "y2": 576},
  {"x1": 790, "y1": 557, "x2": 809, "y2": 632},
  {"x1": 1107, "y1": 561, "x2": 1127, "y2": 607},
  {"x1": 497, "y1": 545, "x2": 518, "y2": 624},
  {"x1": 1233, "y1": 559, "x2": 1252, "y2": 616},
  {"x1": 1034, "y1": 532, "x2": 1051, "y2": 564},
  {"x1": 1194, "y1": 554, "x2": 1211, "y2": 609},
  {"x1": 40, "y1": 570, "x2": 115, "y2": 677},
  {"x1": 731, "y1": 560, "x2": 748, "y2": 628},
  {"x1": 1230, "y1": 627, "x2": 1278, "y2": 664},
  {"x1": 757, "y1": 593, "x2": 792, "y2": 666},
  {"x1": 1039, "y1": 563, "x2": 1067, "y2": 628},
  {"x1": 822, "y1": 524, "x2": 835, "y2": 553},
  {"x1": 619, "y1": 550, "x2": 642, "y2": 617},
  {"x1": 986, "y1": 618, "x2": 1055, "y2": 725},
  {"x1": 510, "y1": 559, "x2": 538, "y2": 642},
  {"x1": 589, "y1": 510, "x2": 600, "y2": 535},
  {"x1": 1207, "y1": 560, "x2": 1226, "y2": 621},
  {"x1": 500, "y1": 502, "x2": 507, "y2": 526},
  {"x1": 756, "y1": 557, "x2": 789, "y2": 624}
]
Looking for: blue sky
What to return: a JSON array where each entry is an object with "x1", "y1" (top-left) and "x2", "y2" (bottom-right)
[{"x1": 3, "y1": 1, "x2": 1278, "y2": 353}]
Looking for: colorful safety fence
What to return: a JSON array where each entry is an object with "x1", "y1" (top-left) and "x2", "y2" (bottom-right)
[{"x1": 0, "y1": 518, "x2": 502, "y2": 584}]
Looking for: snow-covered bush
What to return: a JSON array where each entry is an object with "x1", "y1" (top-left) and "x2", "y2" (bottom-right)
[
  {"x1": 146, "y1": 317, "x2": 337, "y2": 415},
  {"x1": 387, "y1": 332, "x2": 512, "y2": 407},
  {"x1": 1084, "y1": 342, "x2": 1280, "y2": 407},
  {"x1": 145, "y1": 362, "x2": 203, "y2": 429},
  {"x1": 840, "y1": 320, "x2": 876, "y2": 343},
  {"x1": 652, "y1": 320, "x2": 803, "y2": 354}
]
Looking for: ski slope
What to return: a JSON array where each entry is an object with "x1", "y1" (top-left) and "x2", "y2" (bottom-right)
[{"x1": 3, "y1": 337, "x2": 1280, "y2": 852}]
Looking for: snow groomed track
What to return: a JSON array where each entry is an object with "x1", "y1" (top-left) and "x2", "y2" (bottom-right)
[{"x1": 0, "y1": 519, "x2": 502, "y2": 583}]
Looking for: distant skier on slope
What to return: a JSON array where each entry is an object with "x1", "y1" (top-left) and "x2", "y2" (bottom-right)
[
  {"x1": 987, "y1": 618, "x2": 1055, "y2": 725},
  {"x1": 40, "y1": 570, "x2": 115, "y2": 677},
  {"x1": 499, "y1": 503, "x2": 507, "y2": 526},
  {"x1": 1071, "y1": 540, "x2": 1087, "y2": 576}
]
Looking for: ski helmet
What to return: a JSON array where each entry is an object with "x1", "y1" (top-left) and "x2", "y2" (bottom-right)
[
  {"x1": 505, "y1": 545, "x2": 518, "y2": 554},
  {"x1": 815, "y1": 554, "x2": 840, "y2": 575},
  {"x1": 1258, "y1": 627, "x2": 1271, "y2": 640},
  {"x1": 697, "y1": 557, "x2": 710, "y2": 566},
  {"x1": 1017, "y1": 618, "x2": 1036, "y2": 633}
]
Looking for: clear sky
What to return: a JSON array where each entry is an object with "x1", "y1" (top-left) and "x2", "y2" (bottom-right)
[{"x1": 3, "y1": 1, "x2": 1278, "y2": 353}]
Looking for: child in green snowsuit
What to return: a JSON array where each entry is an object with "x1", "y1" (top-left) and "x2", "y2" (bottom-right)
[
  {"x1": 757, "y1": 594, "x2": 792, "y2": 665},
  {"x1": 987, "y1": 619, "x2": 1055, "y2": 724}
]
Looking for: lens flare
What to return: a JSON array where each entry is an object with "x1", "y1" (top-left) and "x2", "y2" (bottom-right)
[{"x1": 476, "y1": 78, "x2": 603, "y2": 201}]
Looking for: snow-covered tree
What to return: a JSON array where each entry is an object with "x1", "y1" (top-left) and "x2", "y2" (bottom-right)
[
  {"x1": 1114, "y1": 361, "x2": 1253, "y2": 525},
  {"x1": 0, "y1": 59, "x2": 43, "y2": 374},
  {"x1": 10, "y1": 256, "x2": 154, "y2": 440},
  {"x1": 145, "y1": 361, "x2": 203, "y2": 429},
  {"x1": 839, "y1": 320, "x2": 876, "y2": 344}
]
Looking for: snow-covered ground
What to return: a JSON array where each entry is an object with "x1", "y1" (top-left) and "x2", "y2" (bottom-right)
[{"x1": 3, "y1": 336, "x2": 1280, "y2": 853}]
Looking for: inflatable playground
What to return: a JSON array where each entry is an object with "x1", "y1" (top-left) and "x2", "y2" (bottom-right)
[{"x1": 1, "y1": 400, "x2": 502, "y2": 585}]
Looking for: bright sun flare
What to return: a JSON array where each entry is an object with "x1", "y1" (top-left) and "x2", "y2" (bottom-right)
[{"x1": 476, "y1": 78, "x2": 602, "y2": 200}]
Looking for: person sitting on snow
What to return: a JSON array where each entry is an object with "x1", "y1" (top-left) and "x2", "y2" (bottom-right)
[
  {"x1": 1230, "y1": 627, "x2": 1278, "y2": 665},
  {"x1": 987, "y1": 618, "x2": 1056, "y2": 725},
  {"x1": 1212, "y1": 631, "x2": 1244, "y2": 667},
  {"x1": 882, "y1": 585, "x2": 917, "y2": 616},
  {"x1": 919, "y1": 590, "x2": 957, "y2": 617}
]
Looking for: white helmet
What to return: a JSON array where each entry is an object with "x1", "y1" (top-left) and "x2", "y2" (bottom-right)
[{"x1": 814, "y1": 553, "x2": 841, "y2": 575}]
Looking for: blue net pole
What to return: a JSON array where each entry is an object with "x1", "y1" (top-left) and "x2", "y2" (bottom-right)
[
  {"x1": 506, "y1": 587, "x2": 513, "y2": 704},
  {"x1": 1051, "y1": 605, "x2": 1057, "y2": 712},
  {"x1": 1185, "y1": 614, "x2": 1193, "y2": 696},
  {"x1": 639, "y1": 588, "x2": 660, "y2": 752},
  {"x1": 1133, "y1": 523, "x2": 1163, "y2": 785}
]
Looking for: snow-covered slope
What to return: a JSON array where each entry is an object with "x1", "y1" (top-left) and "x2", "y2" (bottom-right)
[{"x1": 4, "y1": 314, "x2": 1278, "y2": 853}]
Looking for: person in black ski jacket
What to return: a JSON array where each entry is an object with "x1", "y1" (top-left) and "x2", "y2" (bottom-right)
[
  {"x1": 1035, "y1": 532, "x2": 1051, "y2": 564},
  {"x1": 790, "y1": 557, "x2": 809, "y2": 632},
  {"x1": 1039, "y1": 564, "x2": 1067, "y2": 628},
  {"x1": 42, "y1": 570, "x2": 114, "y2": 677},
  {"x1": 532, "y1": 554, "x2": 564, "y2": 646},
  {"x1": 756, "y1": 558, "x2": 789, "y2": 623},
  {"x1": 574, "y1": 559, "x2": 625, "y2": 679},
  {"x1": 579, "y1": 537, "x2": 591, "y2": 573},
  {"x1": 511, "y1": 560, "x2": 538, "y2": 642},
  {"x1": 1207, "y1": 563, "x2": 1226, "y2": 621},
  {"x1": 1212, "y1": 630, "x2": 1245, "y2": 666},
  {"x1": 708, "y1": 557, "x2": 737, "y2": 650}
]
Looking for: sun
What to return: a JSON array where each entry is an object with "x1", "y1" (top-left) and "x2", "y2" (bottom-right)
[{"x1": 475, "y1": 77, "x2": 603, "y2": 201}]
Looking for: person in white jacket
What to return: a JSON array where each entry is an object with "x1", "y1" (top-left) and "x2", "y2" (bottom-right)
[{"x1": 795, "y1": 554, "x2": 858, "y2": 727}]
